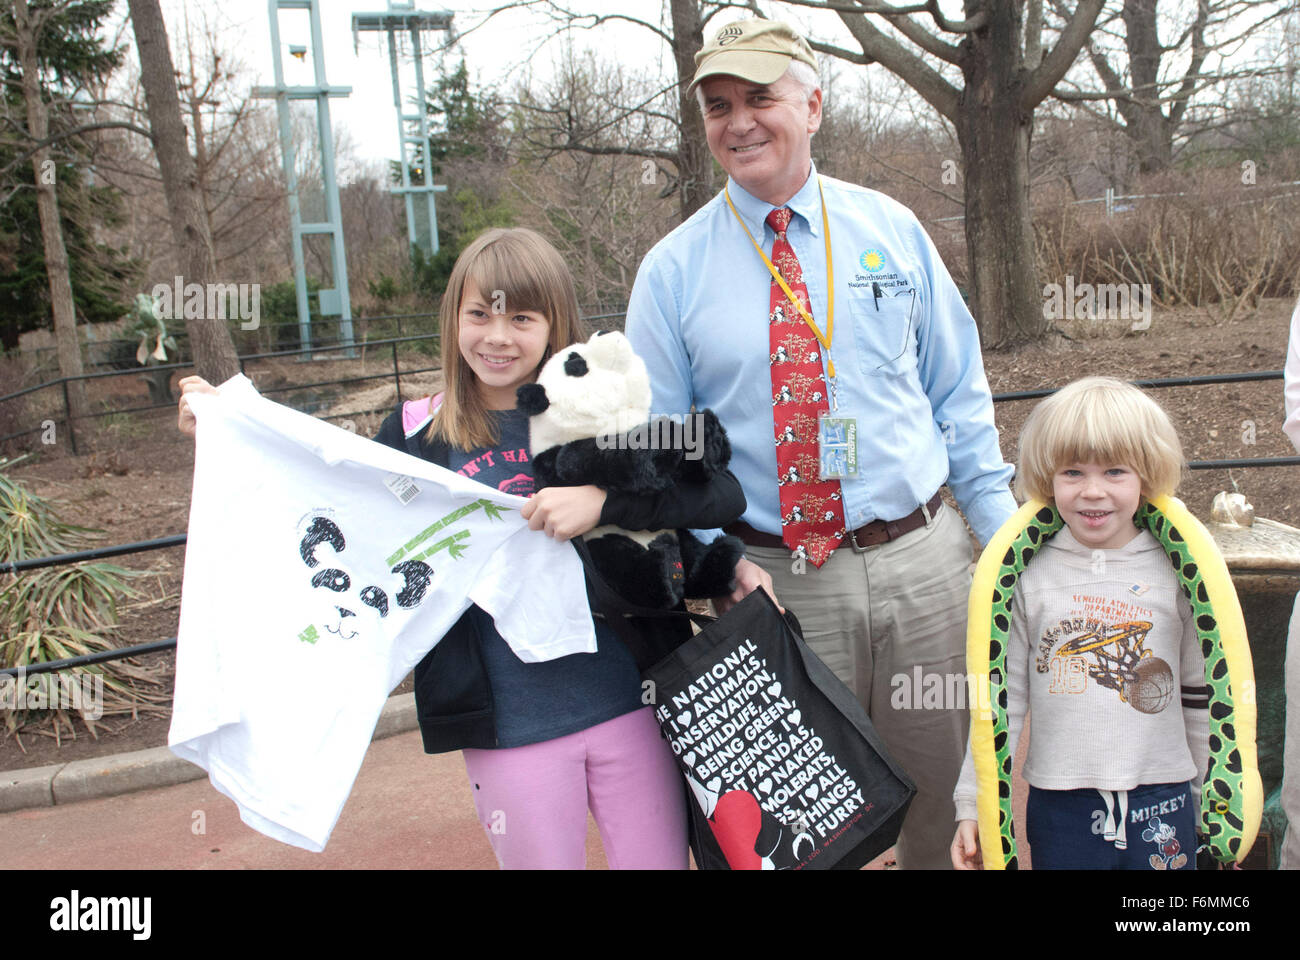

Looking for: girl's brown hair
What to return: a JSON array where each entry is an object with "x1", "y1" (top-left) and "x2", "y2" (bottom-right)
[{"x1": 430, "y1": 228, "x2": 586, "y2": 450}]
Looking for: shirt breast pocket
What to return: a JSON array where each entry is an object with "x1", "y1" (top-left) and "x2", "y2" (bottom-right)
[{"x1": 848, "y1": 289, "x2": 919, "y2": 378}]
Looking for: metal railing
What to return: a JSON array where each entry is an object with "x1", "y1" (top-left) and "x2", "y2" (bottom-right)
[
  {"x1": 3, "y1": 367, "x2": 1298, "y2": 678},
  {"x1": 0, "y1": 332, "x2": 443, "y2": 454},
  {"x1": 2, "y1": 309, "x2": 634, "y2": 455}
]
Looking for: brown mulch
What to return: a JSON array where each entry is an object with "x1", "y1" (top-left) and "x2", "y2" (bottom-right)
[{"x1": 2, "y1": 297, "x2": 1296, "y2": 770}]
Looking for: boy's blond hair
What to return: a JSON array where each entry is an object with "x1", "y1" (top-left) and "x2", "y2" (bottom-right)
[{"x1": 1015, "y1": 376, "x2": 1184, "y2": 502}]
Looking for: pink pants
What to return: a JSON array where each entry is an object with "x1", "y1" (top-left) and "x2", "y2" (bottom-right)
[{"x1": 461, "y1": 706, "x2": 688, "y2": 869}]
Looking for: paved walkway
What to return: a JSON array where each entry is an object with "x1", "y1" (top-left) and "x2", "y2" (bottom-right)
[
  {"x1": 0, "y1": 729, "x2": 608, "y2": 870},
  {"x1": 0, "y1": 719, "x2": 1027, "y2": 871}
]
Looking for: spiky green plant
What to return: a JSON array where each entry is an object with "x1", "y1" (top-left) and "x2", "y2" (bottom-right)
[{"x1": 0, "y1": 458, "x2": 160, "y2": 740}]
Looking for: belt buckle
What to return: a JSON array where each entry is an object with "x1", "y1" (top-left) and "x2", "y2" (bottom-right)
[{"x1": 848, "y1": 526, "x2": 872, "y2": 553}]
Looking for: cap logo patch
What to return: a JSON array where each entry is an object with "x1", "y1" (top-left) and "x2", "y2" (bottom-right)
[{"x1": 717, "y1": 25, "x2": 744, "y2": 45}]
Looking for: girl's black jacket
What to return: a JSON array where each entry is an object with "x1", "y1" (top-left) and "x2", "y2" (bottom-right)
[{"x1": 372, "y1": 404, "x2": 746, "y2": 754}]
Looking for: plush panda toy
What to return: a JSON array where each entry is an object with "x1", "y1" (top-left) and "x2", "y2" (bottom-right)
[{"x1": 516, "y1": 330, "x2": 743, "y2": 610}]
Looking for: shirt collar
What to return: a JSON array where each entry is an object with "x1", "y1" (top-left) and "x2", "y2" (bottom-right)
[{"x1": 725, "y1": 160, "x2": 822, "y2": 239}]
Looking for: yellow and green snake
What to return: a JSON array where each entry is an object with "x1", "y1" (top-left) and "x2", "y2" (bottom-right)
[{"x1": 966, "y1": 497, "x2": 1262, "y2": 869}]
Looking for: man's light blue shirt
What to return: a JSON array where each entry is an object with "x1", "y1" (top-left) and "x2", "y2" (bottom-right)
[{"x1": 625, "y1": 163, "x2": 1016, "y2": 547}]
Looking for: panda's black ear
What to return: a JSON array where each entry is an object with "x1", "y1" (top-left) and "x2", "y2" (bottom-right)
[
  {"x1": 563, "y1": 352, "x2": 589, "y2": 377},
  {"x1": 516, "y1": 383, "x2": 550, "y2": 415}
]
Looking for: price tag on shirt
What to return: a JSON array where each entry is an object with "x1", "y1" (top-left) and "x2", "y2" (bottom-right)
[
  {"x1": 384, "y1": 473, "x2": 421, "y2": 505},
  {"x1": 818, "y1": 417, "x2": 857, "y2": 479}
]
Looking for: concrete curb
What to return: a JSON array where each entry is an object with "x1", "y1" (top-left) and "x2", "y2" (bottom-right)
[{"x1": 0, "y1": 692, "x2": 419, "y2": 814}]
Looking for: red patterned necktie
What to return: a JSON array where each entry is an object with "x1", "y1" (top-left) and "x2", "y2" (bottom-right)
[{"x1": 766, "y1": 206, "x2": 845, "y2": 567}]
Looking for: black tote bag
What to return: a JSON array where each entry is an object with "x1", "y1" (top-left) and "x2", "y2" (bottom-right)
[
  {"x1": 571, "y1": 536, "x2": 915, "y2": 871},
  {"x1": 640, "y1": 589, "x2": 916, "y2": 870}
]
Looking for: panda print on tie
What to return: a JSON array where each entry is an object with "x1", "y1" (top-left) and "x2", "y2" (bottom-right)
[{"x1": 766, "y1": 206, "x2": 845, "y2": 567}]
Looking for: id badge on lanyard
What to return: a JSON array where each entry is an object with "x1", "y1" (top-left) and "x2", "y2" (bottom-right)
[
  {"x1": 817, "y1": 370, "x2": 857, "y2": 479},
  {"x1": 818, "y1": 415, "x2": 857, "y2": 479}
]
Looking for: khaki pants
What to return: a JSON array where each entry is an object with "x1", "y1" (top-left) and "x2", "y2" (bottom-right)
[{"x1": 742, "y1": 501, "x2": 974, "y2": 869}]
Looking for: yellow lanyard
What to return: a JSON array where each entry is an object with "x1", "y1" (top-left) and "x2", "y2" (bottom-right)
[{"x1": 725, "y1": 177, "x2": 836, "y2": 378}]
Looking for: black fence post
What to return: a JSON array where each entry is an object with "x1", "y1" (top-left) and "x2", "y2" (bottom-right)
[
  {"x1": 61, "y1": 378, "x2": 78, "y2": 455},
  {"x1": 392, "y1": 341, "x2": 401, "y2": 401}
]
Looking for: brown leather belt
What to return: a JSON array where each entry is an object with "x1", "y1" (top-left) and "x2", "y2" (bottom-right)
[{"x1": 725, "y1": 492, "x2": 943, "y2": 554}]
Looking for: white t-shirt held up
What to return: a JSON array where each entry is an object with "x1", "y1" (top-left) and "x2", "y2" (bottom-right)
[{"x1": 170, "y1": 376, "x2": 596, "y2": 851}]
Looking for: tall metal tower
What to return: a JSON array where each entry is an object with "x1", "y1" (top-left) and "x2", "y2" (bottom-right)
[
  {"x1": 352, "y1": 3, "x2": 453, "y2": 255},
  {"x1": 253, "y1": 0, "x2": 355, "y2": 355}
]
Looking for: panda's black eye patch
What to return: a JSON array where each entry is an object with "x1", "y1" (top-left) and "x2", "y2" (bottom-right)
[
  {"x1": 360, "y1": 586, "x2": 389, "y2": 617},
  {"x1": 300, "y1": 516, "x2": 345, "y2": 567},
  {"x1": 563, "y1": 352, "x2": 588, "y2": 377},
  {"x1": 312, "y1": 569, "x2": 350, "y2": 592}
]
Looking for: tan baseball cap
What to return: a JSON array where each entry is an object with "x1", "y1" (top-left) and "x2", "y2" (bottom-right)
[{"x1": 690, "y1": 19, "x2": 817, "y2": 93}]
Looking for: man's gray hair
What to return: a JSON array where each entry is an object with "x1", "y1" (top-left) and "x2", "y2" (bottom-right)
[
  {"x1": 694, "y1": 59, "x2": 822, "y2": 111},
  {"x1": 785, "y1": 59, "x2": 820, "y2": 100}
]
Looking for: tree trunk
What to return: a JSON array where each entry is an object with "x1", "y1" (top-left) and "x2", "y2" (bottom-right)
[
  {"x1": 1122, "y1": 0, "x2": 1174, "y2": 173},
  {"x1": 669, "y1": 0, "x2": 713, "y2": 220},
  {"x1": 13, "y1": 0, "x2": 89, "y2": 431},
  {"x1": 127, "y1": 0, "x2": 240, "y2": 384},
  {"x1": 956, "y1": 2, "x2": 1045, "y2": 345}
]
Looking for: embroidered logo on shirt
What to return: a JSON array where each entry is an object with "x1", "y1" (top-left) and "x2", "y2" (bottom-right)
[{"x1": 859, "y1": 249, "x2": 886, "y2": 272}]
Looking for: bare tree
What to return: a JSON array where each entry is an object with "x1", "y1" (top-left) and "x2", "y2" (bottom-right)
[
  {"x1": 1048, "y1": 0, "x2": 1296, "y2": 176},
  {"x1": 126, "y1": 0, "x2": 238, "y2": 384},
  {"x1": 499, "y1": 1, "x2": 766, "y2": 221},
  {"x1": 83, "y1": 19, "x2": 290, "y2": 329},
  {"x1": 747, "y1": 0, "x2": 1105, "y2": 345},
  {"x1": 10, "y1": 0, "x2": 87, "y2": 422},
  {"x1": 511, "y1": 55, "x2": 680, "y2": 305}
]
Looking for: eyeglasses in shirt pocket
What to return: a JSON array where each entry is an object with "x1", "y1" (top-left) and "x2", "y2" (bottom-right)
[{"x1": 849, "y1": 287, "x2": 919, "y2": 378}]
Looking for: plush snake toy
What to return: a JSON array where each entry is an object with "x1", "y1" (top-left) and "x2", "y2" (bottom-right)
[{"x1": 966, "y1": 496, "x2": 1262, "y2": 869}]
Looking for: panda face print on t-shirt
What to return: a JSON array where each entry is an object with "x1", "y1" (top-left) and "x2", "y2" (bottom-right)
[{"x1": 298, "y1": 514, "x2": 433, "y2": 641}]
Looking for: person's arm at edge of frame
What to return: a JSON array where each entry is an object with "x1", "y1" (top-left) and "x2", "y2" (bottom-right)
[{"x1": 1283, "y1": 294, "x2": 1300, "y2": 454}]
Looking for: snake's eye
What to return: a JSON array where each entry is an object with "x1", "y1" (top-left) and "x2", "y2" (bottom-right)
[{"x1": 1214, "y1": 800, "x2": 1229, "y2": 814}]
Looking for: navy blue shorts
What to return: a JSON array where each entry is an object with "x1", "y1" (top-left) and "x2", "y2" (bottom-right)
[{"x1": 1026, "y1": 780, "x2": 1197, "y2": 870}]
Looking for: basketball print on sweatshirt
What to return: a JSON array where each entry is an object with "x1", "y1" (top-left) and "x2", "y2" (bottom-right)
[{"x1": 1035, "y1": 611, "x2": 1173, "y2": 714}]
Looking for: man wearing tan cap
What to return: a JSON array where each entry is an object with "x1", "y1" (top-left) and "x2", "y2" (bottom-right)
[{"x1": 625, "y1": 18, "x2": 1017, "y2": 869}]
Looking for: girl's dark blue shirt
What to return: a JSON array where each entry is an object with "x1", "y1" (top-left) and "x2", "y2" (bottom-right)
[{"x1": 447, "y1": 408, "x2": 643, "y2": 747}]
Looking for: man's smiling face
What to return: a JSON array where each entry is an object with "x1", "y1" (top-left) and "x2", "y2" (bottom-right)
[{"x1": 699, "y1": 71, "x2": 822, "y2": 206}]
